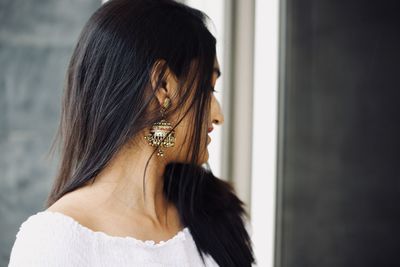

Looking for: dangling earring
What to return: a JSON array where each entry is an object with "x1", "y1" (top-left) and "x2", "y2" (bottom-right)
[{"x1": 144, "y1": 98, "x2": 176, "y2": 157}]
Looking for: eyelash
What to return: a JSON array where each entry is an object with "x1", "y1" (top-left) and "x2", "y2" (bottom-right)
[{"x1": 211, "y1": 87, "x2": 219, "y2": 93}]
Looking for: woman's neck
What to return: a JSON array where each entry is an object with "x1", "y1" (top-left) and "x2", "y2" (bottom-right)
[{"x1": 80, "y1": 139, "x2": 173, "y2": 228}]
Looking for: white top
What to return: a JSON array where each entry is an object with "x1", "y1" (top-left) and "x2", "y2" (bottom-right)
[{"x1": 8, "y1": 210, "x2": 219, "y2": 267}]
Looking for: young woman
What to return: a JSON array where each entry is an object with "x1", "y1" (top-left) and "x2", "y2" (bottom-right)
[{"x1": 8, "y1": 0, "x2": 255, "y2": 266}]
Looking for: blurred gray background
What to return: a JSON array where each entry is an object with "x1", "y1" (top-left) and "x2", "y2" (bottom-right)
[{"x1": 0, "y1": 0, "x2": 99, "y2": 265}]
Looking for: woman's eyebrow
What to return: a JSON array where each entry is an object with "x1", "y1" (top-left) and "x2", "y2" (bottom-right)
[{"x1": 213, "y1": 68, "x2": 221, "y2": 78}]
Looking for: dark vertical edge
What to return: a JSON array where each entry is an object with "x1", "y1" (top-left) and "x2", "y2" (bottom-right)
[{"x1": 274, "y1": 0, "x2": 288, "y2": 266}]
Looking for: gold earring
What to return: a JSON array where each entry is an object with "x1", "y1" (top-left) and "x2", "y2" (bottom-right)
[{"x1": 144, "y1": 98, "x2": 175, "y2": 157}]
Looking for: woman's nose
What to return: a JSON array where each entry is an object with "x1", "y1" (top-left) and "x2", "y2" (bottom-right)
[
  {"x1": 213, "y1": 112, "x2": 224, "y2": 125},
  {"x1": 211, "y1": 95, "x2": 224, "y2": 126}
]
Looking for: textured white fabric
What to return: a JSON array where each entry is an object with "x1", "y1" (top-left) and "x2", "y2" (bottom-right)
[{"x1": 8, "y1": 210, "x2": 219, "y2": 267}]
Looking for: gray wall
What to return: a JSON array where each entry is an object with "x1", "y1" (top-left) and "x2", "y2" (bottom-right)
[
  {"x1": 277, "y1": 0, "x2": 400, "y2": 266},
  {"x1": 0, "y1": 0, "x2": 99, "y2": 265}
]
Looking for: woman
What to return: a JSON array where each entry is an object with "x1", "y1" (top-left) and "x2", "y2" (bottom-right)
[{"x1": 8, "y1": 0, "x2": 255, "y2": 266}]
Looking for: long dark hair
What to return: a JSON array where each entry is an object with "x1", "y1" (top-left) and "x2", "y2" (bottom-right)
[{"x1": 45, "y1": 0, "x2": 254, "y2": 266}]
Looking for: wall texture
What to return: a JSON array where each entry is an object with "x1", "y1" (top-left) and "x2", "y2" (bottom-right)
[
  {"x1": 0, "y1": 0, "x2": 99, "y2": 265},
  {"x1": 277, "y1": 0, "x2": 400, "y2": 266}
]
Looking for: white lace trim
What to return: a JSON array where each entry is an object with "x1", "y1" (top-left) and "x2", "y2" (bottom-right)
[{"x1": 32, "y1": 210, "x2": 188, "y2": 248}]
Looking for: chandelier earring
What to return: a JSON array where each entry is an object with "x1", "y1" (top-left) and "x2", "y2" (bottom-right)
[{"x1": 144, "y1": 97, "x2": 176, "y2": 157}]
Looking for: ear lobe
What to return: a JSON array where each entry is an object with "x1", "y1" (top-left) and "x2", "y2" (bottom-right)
[{"x1": 154, "y1": 87, "x2": 168, "y2": 107}]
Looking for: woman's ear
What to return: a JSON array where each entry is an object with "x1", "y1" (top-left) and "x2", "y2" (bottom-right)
[{"x1": 150, "y1": 59, "x2": 178, "y2": 106}]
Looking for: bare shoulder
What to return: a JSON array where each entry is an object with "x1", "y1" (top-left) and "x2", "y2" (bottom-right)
[
  {"x1": 46, "y1": 188, "x2": 95, "y2": 229},
  {"x1": 44, "y1": 188, "x2": 143, "y2": 240}
]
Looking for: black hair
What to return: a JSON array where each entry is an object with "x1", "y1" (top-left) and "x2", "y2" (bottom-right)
[{"x1": 45, "y1": 0, "x2": 255, "y2": 266}]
